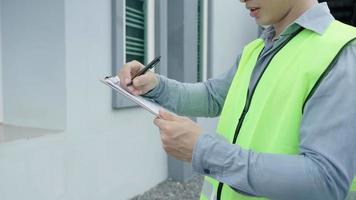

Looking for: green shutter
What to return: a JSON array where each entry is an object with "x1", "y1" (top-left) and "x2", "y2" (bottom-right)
[
  {"x1": 126, "y1": 0, "x2": 146, "y2": 64},
  {"x1": 197, "y1": 0, "x2": 202, "y2": 82}
]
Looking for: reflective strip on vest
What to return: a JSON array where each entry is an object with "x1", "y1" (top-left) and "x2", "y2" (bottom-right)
[{"x1": 200, "y1": 21, "x2": 356, "y2": 200}]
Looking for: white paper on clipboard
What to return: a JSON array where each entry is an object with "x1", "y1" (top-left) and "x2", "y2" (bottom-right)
[{"x1": 101, "y1": 76, "x2": 162, "y2": 116}]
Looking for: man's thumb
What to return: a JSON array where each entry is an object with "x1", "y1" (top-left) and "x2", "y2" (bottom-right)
[{"x1": 159, "y1": 109, "x2": 175, "y2": 121}]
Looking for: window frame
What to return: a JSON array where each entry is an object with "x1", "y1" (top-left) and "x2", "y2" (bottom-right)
[
  {"x1": 197, "y1": 0, "x2": 209, "y2": 82},
  {"x1": 112, "y1": 0, "x2": 157, "y2": 109}
]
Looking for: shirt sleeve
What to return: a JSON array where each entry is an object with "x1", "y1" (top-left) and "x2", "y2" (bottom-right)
[
  {"x1": 143, "y1": 56, "x2": 240, "y2": 117},
  {"x1": 192, "y1": 42, "x2": 356, "y2": 200}
]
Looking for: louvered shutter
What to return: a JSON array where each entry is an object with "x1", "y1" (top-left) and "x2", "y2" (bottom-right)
[
  {"x1": 126, "y1": 0, "x2": 146, "y2": 63},
  {"x1": 197, "y1": 0, "x2": 202, "y2": 82}
]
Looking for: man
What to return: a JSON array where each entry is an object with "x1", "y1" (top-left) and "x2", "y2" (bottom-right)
[{"x1": 119, "y1": 0, "x2": 356, "y2": 199}]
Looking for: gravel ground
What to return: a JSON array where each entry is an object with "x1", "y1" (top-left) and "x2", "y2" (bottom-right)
[{"x1": 131, "y1": 175, "x2": 203, "y2": 200}]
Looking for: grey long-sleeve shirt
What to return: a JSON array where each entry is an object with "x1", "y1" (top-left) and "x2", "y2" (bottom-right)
[{"x1": 144, "y1": 3, "x2": 356, "y2": 200}]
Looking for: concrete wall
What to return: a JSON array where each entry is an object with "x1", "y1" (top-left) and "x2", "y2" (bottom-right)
[
  {"x1": 166, "y1": 0, "x2": 199, "y2": 182},
  {"x1": 210, "y1": 0, "x2": 257, "y2": 77},
  {"x1": 198, "y1": 0, "x2": 257, "y2": 134},
  {"x1": 0, "y1": 0, "x2": 167, "y2": 199},
  {"x1": 0, "y1": 0, "x2": 3, "y2": 122},
  {"x1": 1, "y1": 0, "x2": 66, "y2": 130},
  {"x1": 63, "y1": 0, "x2": 167, "y2": 198}
]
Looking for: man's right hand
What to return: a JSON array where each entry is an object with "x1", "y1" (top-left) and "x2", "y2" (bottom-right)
[{"x1": 117, "y1": 60, "x2": 158, "y2": 96}]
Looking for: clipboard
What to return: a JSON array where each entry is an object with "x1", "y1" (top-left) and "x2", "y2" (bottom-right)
[{"x1": 101, "y1": 76, "x2": 161, "y2": 116}]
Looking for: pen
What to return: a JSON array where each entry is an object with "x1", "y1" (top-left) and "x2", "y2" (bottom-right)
[{"x1": 127, "y1": 56, "x2": 161, "y2": 86}]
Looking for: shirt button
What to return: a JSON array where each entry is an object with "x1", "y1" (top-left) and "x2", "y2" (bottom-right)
[{"x1": 204, "y1": 169, "x2": 211, "y2": 174}]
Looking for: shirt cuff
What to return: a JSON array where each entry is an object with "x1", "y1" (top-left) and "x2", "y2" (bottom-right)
[
  {"x1": 192, "y1": 134, "x2": 230, "y2": 178},
  {"x1": 192, "y1": 134, "x2": 258, "y2": 196}
]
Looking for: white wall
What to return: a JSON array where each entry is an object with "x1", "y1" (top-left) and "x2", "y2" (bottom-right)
[
  {"x1": 0, "y1": 0, "x2": 167, "y2": 199},
  {"x1": 1, "y1": 0, "x2": 66, "y2": 130},
  {"x1": 210, "y1": 0, "x2": 257, "y2": 77},
  {"x1": 198, "y1": 0, "x2": 257, "y2": 134},
  {"x1": 63, "y1": 0, "x2": 167, "y2": 199}
]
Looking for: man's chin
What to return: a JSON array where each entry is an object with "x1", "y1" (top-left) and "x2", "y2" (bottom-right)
[{"x1": 255, "y1": 19, "x2": 272, "y2": 27}]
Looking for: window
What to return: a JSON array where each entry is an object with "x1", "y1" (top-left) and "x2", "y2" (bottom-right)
[
  {"x1": 112, "y1": 0, "x2": 155, "y2": 109},
  {"x1": 319, "y1": 0, "x2": 356, "y2": 26}
]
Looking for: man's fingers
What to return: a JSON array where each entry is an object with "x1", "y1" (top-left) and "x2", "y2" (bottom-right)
[
  {"x1": 118, "y1": 60, "x2": 144, "y2": 85},
  {"x1": 159, "y1": 109, "x2": 176, "y2": 121},
  {"x1": 154, "y1": 117, "x2": 166, "y2": 129},
  {"x1": 126, "y1": 86, "x2": 141, "y2": 95},
  {"x1": 154, "y1": 117, "x2": 174, "y2": 130},
  {"x1": 132, "y1": 74, "x2": 150, "y2": 87},
  {"x1": 129, "y1": 61, "x2": 143, "y2": 76},
  {"x1": 128, "y1": 60, "x2": 144, "y2": 85}
]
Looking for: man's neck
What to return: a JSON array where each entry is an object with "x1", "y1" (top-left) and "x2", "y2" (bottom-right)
[{"x1": 273, "y1": 0, "x2": 318, "y2": 39}]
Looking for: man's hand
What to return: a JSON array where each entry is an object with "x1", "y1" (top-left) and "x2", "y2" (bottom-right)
[
  {"x1": 117, "y1": 60, "x2": 158, "y2": 96},
  {"x1": 153, "y1": 109, "x2": 203, "y2": 162}
]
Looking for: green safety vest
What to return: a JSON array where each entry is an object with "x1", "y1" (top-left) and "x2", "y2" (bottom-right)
[{"x1": 200, "y1": 20, "x2": 356, "y2": 200}]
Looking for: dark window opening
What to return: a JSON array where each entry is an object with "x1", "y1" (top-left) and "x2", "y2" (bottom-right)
[{"x1": 319, "y1": 0, "x2": 356, "y2": 26}]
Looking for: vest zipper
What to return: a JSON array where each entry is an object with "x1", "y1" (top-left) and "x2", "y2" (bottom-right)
[
  {"x1": 233, "y1": 90, "x2": 250, "y2": 144},
  {"x1": 216, "y1": 28, "x2": 304, "y2": 200}
]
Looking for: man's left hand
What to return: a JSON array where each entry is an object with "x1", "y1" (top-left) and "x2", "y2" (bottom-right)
[{"x1": 153, "y1": 109, "x2": 203, "y2": 162}]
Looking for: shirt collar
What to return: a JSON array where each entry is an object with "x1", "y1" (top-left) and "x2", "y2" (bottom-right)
[
  {"x1": 261, "y1": 2, "x2": 335, "y2": 40},
  {"x1": 294, "y1": 2, "x2": 334, "y2": 35}
]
